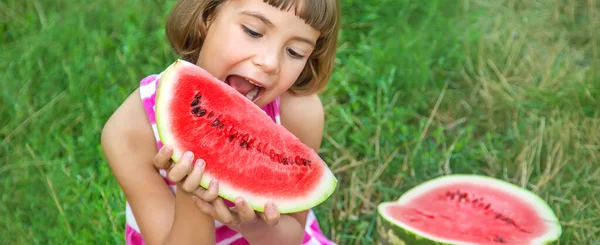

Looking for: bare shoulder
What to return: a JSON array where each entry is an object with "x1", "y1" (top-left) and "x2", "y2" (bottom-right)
[
  {"x1": 279, "y1": 91, "x2": 325, "y2": 150},
  {"x1": 101, "y1": 88, "x2": 157, "y2": 163}
]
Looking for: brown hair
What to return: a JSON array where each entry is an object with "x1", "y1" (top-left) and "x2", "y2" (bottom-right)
[{"x1": 165, "y1": 0, "x2": 340, "y2": 95}]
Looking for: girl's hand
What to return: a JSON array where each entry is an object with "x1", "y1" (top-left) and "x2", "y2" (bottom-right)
[
  {"x1": 193, "y1": 194, "x2": 281, "y2": 232},
  {"x1": 154, "y1": 145, "x2": 281, "y2": 230},
  {"x1": 153, "y1": 145, "x2": 219, "y2": 202}
]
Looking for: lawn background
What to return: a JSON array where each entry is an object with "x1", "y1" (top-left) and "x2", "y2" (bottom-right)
[{"x1": 1, "y1": 0, "x2": 598, "y2": 244}]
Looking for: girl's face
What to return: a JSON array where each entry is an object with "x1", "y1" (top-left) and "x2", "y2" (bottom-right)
[{"x1": 196, "y1": 0, "x2": 320, "y2": 107}]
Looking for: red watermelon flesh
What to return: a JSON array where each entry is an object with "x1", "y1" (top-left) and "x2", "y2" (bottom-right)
[
  {"x1": 377, "y1": 175, "x2": 561, "y2": 245},
  {"x1": 155, "y1": 59, "x2": 337, "y2": 213}
]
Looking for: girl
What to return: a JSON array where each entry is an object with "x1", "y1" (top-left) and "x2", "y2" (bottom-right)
[{"x1": 101, "y1": 0, "x2": 340, "y2": 244}]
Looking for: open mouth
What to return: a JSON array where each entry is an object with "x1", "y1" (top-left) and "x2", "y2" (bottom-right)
[{"x1": 225, "y1": 75, "x2": 264, "y2": 102}]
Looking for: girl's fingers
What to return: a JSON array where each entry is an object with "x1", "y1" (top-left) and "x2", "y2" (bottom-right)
[
  {"x1": 181, "y1": 159, "x2": 205, "y2": 192},
  {"x1": 154, "y1": 145, "x2": 173, "y2": 170},
  {"x1": 235, "y1": 197, "x2": 258, "y2": 225},
  {"x1": 167, "y1": 151, "x2": 194, "y2": 182},
  {"x1": 213, "y1": 198, "x2": 239, "y2": 226},
  {"x1": 195, "y1": 179, "x2": 219, "y2": 202},
  {"x1": 262, "y1": 202, "x2": 280, "y2": 227},
  {"x1": 193, "y1": 197, "x2": 216, "y2": 217}
]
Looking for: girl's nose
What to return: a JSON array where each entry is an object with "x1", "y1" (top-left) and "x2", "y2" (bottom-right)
[{"x1": 252, "y1": 48, "x2": 280, "y2": 75}]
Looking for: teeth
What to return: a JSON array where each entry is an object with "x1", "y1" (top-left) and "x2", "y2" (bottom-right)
[
  {"x1": 245, "y1": 86, "x2": 260, "y2": 101},
  {"x1": 245, "y1": 78, "x2": 262, "y2": 88}
]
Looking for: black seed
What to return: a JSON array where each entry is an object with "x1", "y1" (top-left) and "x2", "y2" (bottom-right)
[
  {"x1": 240, "y1": 141, "x2": 248, "y2": 148},
  {"x1": 197, "y1": 109, "x2": 207, "y2": 117},
  {"x1": 219, "y1": 123, "x2": 225, "y2": 129},
  {"x1": 211, "y1": 119, "x2": 220, "y2": 127},
  {"x1": 195, "y1": 94, "x2": 202, "y2": 99},
  {"x1": 191, "y1": 107, "x2": 200, "y2": 114},
  {"x1": 494, "y1": 235, "x2": 505, "y2": 243},
  {"x1": 208, "y1": 112, "x2": 214, "y2": 118},
  {"x1": 190, "y1": 100, "x2": 200, "y2": 107}
]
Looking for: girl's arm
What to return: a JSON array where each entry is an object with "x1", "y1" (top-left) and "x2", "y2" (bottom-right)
[
  {"x1": 101, "y1": 88, "x2": 214, "y2": 245},
  {"x1": 164, "y1": 186, "x2": 215, "y2": 245}
]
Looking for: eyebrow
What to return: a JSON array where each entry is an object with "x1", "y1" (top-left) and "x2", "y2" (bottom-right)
[{"x1": 240, "y1": 10, "x2": 316, "y2": 47}]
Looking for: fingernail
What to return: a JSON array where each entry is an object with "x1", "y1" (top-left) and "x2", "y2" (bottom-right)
[
  {"x1": 269, "y1": 203, "x2": 278, "y2": 213},
  {"x1": 194, "y1": 159, "x2": 204, "y2": 171},
  {"x1": 235, "y1": 197, "x2": 244, "y2": 205},
  {"x1": 191, "y1": 196, "x2": 198, "y2": 202},
  {"x1": 162, "y1": 146, "x2": 172, "y2": 153},
  {"x1": 184, "y1": 151, "x2": 193, "y2": 160},
  {"x1": 210, "y1": 179, "x2": 219, "y2": 189}
]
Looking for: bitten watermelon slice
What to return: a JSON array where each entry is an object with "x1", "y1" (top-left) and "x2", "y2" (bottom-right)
[
  {"x1": 377, "y1": 175, "x2": 561, "y2": 245},
  {"x1": 155, "y1": 59, "x2": 337, "y2": 213}
]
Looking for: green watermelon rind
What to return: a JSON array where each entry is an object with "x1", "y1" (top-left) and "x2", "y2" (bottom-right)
[
  {"x1": 377, "y1": 210, "x2": 458, "y2": 245},
  {"x1": 154, "y1": 59, "x2": 337, "y2": 214},
  {"x1": 377, "y1": 174, "x2": 562, "y2": 245}
]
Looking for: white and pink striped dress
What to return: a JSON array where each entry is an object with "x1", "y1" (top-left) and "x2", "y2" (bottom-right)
[{"x1": 124, "y1": 74, "x2": 336, "y2": 245}]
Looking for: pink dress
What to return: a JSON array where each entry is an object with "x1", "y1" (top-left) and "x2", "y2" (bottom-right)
[{"x1": 124, "y1": 74, "x2": 336, "y2": 245}]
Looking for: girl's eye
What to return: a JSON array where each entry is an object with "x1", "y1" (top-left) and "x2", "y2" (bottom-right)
[
  {"x1": 242, "y1": 25, "x2": 262, "y2": 38},
  {"x1": 287, "y1": 48, "x2": 305, "y2": 59}
]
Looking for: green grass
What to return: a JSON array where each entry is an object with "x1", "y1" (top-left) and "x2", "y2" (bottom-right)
[{"x1": 1, "y1": 0, "x2": 598, "y2": 244}]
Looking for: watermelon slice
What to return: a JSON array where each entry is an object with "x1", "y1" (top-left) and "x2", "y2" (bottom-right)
[
  {"x1": 377, "y1": 175, "x2": 561, "y2": 245},
  {"x1": 155, "y1": 59, "x2": 337, "y2": 213}
]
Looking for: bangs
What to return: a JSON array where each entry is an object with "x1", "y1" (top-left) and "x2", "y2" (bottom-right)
[{"x1": 263, "y1": 0, "x2": 337, "y2": 35}]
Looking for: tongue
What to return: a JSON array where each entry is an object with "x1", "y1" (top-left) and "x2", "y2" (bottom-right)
[{"x1": 227, "y1": 75, "x2": 256, "y2": 95}]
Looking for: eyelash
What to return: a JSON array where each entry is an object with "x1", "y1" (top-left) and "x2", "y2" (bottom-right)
[
  {"x1": 242, "y1": 25, "x2": 305, "y2": 60},
  {"x1": 242, "y1": 25, "x2": 262, "y2": 38},
  {"x1": 286, "y1": 48, "x2": 304, "y2": 59}
]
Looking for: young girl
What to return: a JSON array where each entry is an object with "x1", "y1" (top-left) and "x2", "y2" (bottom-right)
[{"x1": 101, "y1": 0, "x2": 340, "y2": 244}]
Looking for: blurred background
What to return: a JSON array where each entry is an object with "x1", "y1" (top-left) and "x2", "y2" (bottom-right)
[{"x1": 1, "y1": 0, "x2": 598, "y2": 244}]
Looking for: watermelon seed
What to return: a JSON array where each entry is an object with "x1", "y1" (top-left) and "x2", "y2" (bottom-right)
[
  {"x1": 247, "y1": 139, "x2": 256, "y2": 149},
  {"x1": 493, "y1": 235, "x2": 505, "y2": 243},
  {"x1": 190, "y1": 99, "x2": 200, "y2": 107},
  {"x1": 191, "y1": 107, "x2": 200, "y2": 114},
  {"x1": 208, "y1": 112, "x2": 214, "y2": 119},
  {"x1": 239, "y1": 134, "x2": 250, "y2": 148},
  {"x1": 195, "y1": 94, "x2": 202, "y2": 99},
  {"x1": 219, "y1": 123, "x2": 224, "y2": 129},
  {"x1": 197, "y1": 109, "x2": 207, "y2": 117},
  {"x1": 212, "y1": 119, "x2": 220, "y2": 127},
  {"x1": 302, "y1": 159, "x2": 311, "y2": 166}
]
